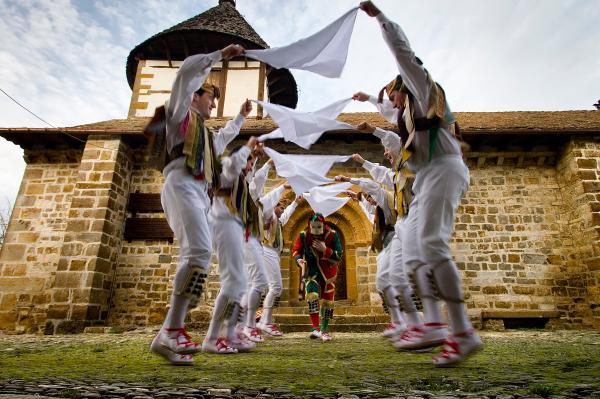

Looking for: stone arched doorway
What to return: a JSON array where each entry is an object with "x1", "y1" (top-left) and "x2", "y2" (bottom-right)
[
  {"x1": 281, "y1": 199, "x2": 372, "y2": 307},
  {"x1": 325, "y1": 221, "x2": 347, "y2": 300}
]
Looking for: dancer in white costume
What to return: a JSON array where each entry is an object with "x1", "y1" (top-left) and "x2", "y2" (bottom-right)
[
  {"x1": 150, "y1": 44, "x2": 248, "y2": 365},
  {"x1": 240, "y1": 157, "x2": 271, "y2": 343},
  {"x1": 344, "y1": 124, "x2": 422, "y2": 338},
  {"x1": 336, "y1": 176, "x2": 408, "y2": 338},
  {"x1": 202, "y1": 137, "x2": 260, "y2": 354},
  {"x1": 257, "y1": 182, "x2": 301, "y2": 337},
  {"x1": 360, "y1": 1, "x2": 482, "y2": 366}
]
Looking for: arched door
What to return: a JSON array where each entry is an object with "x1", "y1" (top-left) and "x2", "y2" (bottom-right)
[{"x1": 326, "y1": 222, "x2": 347, "y2": 300}]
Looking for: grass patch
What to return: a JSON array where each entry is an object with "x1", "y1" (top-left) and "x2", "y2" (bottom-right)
[
  {"x1": 60, "y1": 388, "x2": 81, "y2": 398},
  {"x1": 0, "y1": 331, "x2": 599, "y2": 395},
  {"x1": 530, "y1": 384, "x2": 556, "y2": 398}
]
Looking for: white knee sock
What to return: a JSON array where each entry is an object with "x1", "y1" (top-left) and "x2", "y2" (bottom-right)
[
  {"x1": 260, "y1": 290, "x2": 276, "y2": 325},
  {"x1": 396, "y1": 287, "x2": 421, "y2": 326},
  {"x1": 163, "y1": 294, "x2": 191, "y2": 330},
  {"x1": 414, "y1": 265, "x2": 443, "y2": 324},
  {"x1": 225, "y1": 302, "x2": 241, "y2": 339},
  {"x1": 383, "y1": 287, "x2": 403, "y2": 325},
  {"x1": 433, "y1": 261, "x2": 472, "y2": 334},
  {"x1": 205, "y1": 293, "x2": 228, "y2": 342},
  {"x1": 245, "y1": 289, "x2": 261, "y2": 328}
]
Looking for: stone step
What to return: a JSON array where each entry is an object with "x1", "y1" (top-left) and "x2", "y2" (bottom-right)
[
  {"x1": 273, "y1": 313, "x2": 389, "y2": 324},
  {"x1": 271, "y1": 313, "x2": 391, "y2": 333},
  {"x1": 278, "y1": 322, "x2": 387, "y2": 333},
  {"x1": 274, "y1": 305, "x2": 386, "y2": 316}
]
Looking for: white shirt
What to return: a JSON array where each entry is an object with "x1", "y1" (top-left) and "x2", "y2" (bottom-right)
[
  {"x1": 376, "y1": 13, "x2": 461, "y2": 171},
  {"x1": 212, "y1": 146, "x2": 251, "y2": 220},
  {"x1": 349, "y1": 177, "x2": 393, "y2": 225},
  {"x1": 164, "y1": 51, "x2": 245, "y2": 158}
]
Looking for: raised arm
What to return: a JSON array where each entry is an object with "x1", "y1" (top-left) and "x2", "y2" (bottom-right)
[
  {"x1": 353, "y1": 91, "x2": 397, "y2": 124},
  {"x1": 213, "y1": 100, "x2": 253, "y2": 156},
  {"x1": 260, "y1": 181, "x2": 284, "y2": 217},
  {"x1": 351, "y1": 153, "x2": 394, "y2": 189},
  {"x1": 279, "y1": 196, "x2": 300, "y2": 226},
  {"x1": 349, "y1": 177, "x2": 387, "y2": 209},
  {"x1": 360, "y1": 1, "x2": 430, "y2": 108},
  {"x1": 249, "y1": 159, "x2": 272, "y2": 201},
  {"x1": 221, "y1": 137, "x2": 256, "y2": 183},
  {"x1": 166, "y1": 51, "x2": 222, "y2": 126}
]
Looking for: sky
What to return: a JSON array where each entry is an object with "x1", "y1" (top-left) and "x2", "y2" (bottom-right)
[{"x1": 1, "y1": 0, "x2": 599, "y2": 212}]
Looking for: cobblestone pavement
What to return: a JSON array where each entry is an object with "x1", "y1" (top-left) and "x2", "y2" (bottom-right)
[
  {"x1": 1, "y1": 379, "x2": 599, "y2": 399},
  {"x1": 1, "y1": 330, "x2": 599, "y2": 398}
]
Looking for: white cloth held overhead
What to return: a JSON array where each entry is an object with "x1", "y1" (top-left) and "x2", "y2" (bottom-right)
[
  {"x1": 264, "y1": 147, "x2": 333, "y2": 195},
  {"x1": 263, "y1": 147, "x2": 351, "y2": 195},
  {"x1": 245, "y1": 8, "x2": 359, "y2": 78},
  {"x1": 256, "y1": 98, "x2": 353, "y2": 149},
  {"x1": 303, "y1": 183, "x2": 352, "y2": 217}
]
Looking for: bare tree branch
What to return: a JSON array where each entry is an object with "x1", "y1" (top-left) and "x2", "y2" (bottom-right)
[{"x1": 0, "y1": 196, "x2": 13, "y2": 246}]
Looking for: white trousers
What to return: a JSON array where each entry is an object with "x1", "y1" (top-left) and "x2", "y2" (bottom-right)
[
  {"x1": 244, "y1": 236, "x2": 269, "y2": 294},
  {"x1": 262, "y1": 245, "x2": 283, "y2": 298},
  {"x1": 160, "y1": 160, "x2": 213, "y2": 329},
  {"x1": 162, "y1": 159, "x2": 212, "y2": 272},
  {"x1": 376, "y1": 220, "x2": 411, "y2": 291},
  {"x1": 213, "y1": 217, "x2": 247, "y2": 301},
  {"x1": 403, "y1": 155, "x2": 469, "y2": 269},
  {"x1": 401, "y1": 155, "x2": 470, "y2": 329}
]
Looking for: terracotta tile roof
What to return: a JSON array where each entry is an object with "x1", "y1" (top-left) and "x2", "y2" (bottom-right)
[{"x1": 64, "y1": 110, "x2": 600, "y2": 133}]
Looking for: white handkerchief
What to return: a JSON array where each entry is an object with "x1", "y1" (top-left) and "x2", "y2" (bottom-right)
[
  {"x1": 264, "y1": 147, "x2": 334, "y2": 195},
  {"x1": 245, "y1": 8, "x2": 359, "y2": 78},
  {"x1": 309, "y1": 182, "x2": 352, "y2": 201},
  {"x1": 303, "y1": 194, "x2": 349, "y2": 217},
  {"x1": 264, "y1": 147, "x2": 350, "y2": 177},
  {"x1": 256, "y1": 98, "x2": 353, "y2": 149}
]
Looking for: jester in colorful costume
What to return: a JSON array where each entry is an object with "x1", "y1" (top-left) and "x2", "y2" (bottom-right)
[{"x1": 292, "y1": 213, "x2": 343, "y2": 342}]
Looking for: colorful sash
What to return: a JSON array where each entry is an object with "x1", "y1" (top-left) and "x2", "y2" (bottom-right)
[{"x1": 181, "y1": 111, "x2": 221, "y2": 188}]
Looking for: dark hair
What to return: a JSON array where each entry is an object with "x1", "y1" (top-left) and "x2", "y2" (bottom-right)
[{"x1": 195, "y1": 84, "x2": 221, "y2": 100}]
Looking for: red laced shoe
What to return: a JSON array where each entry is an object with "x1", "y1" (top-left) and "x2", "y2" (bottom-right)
[
  {"x1": 202, "y1": 337, "x2": 238, "y2": 354},
  {"x1": 243, "y1": 326, "x2": 264, "y2": 343},
  {"x1": 393, "y1": 323, "x2": 448, "y2": 350},
  {"x1": 156, "y1": 328, "x2": 202, "y2": 355},
  {"x1": 382, "y1": 322, "x2": 407, "y2": 339},
  {"x1": 257, "y1": 323, "x2": 284, "y2": 338},
  {"x1": 150, "y1": 333, "x2": 195, "y2": 366},
  {"x1": 432, "y1": 330, "x2": 483, "y2": 367},
  {"x1": 227, "y1": 333, "x2": 256, "y2": 352}
]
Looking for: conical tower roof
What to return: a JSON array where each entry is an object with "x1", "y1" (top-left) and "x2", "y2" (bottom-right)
[{"x1": 126, "y1": 0, "x2": 297, "y2": 108}]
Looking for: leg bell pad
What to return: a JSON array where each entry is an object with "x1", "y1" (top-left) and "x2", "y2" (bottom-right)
[{"x1": 174, "y1": 264, "x2": 207, "y2": 309}]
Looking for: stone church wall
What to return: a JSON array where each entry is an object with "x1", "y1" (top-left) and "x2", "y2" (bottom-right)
[{"x1": 1, "y1": 136, "x2": 598, "y2": 333}]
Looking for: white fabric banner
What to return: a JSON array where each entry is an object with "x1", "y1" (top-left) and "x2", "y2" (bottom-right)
[
  {"x1": 303, "y1": 183, "x2": 352, "y2": 217},
  {"x1": 263, "y1": 147, "x2": 351, "y2": 195},
  {"x1": 245, "y1": 8, "x2": 359, "y2": 78},
  {"x1": 257, "y1": 98, "x2": 353, "y2": 149},
  {"x1": 277, "y1": 153, "x2": 351, "y2": 177},
  {"x1": 264, "y1": 147, "x2": 333, "y2": 195}
]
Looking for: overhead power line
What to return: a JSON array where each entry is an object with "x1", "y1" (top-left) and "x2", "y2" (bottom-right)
[{"x1": 0, "y1": 88, "x2": 119, "y2": 152}]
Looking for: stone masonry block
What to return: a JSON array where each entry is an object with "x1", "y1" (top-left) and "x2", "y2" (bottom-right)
[
  {"x1": 482, "y1": 286, "x2": 508, "y2": 295},
  {"x1": 0, "y1": 244, "x2": 27, "y2": 262},
  {"x1": 46, "y1": 304, "x2": 70, "y2": 319},
  {"x1": 0, "y1": 277, "x2": 45, "y2": 292},
  {"x1": 0, "y1": 294, "x2": 17, "y2": 311},
  {"x1": 54, "y1": 272, "x2": 84, "y2": 289},
  {"x1": 576, "y1": 158, "x2": 597, "y2": 169}
]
